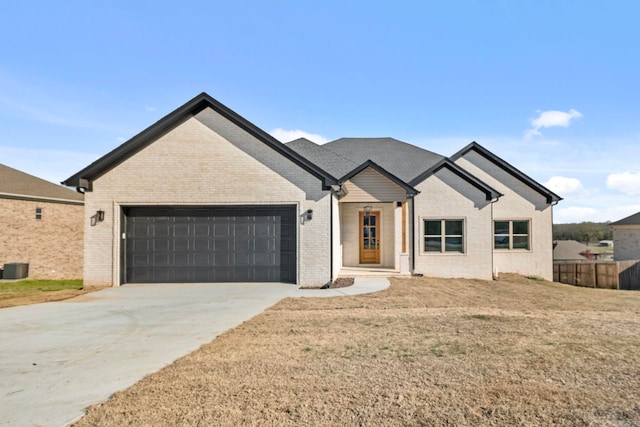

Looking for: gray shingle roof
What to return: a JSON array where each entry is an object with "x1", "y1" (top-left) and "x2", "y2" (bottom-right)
[
  {"x1": 611, "y1": 211, "x2": 640, "y2": 226},
  {"x1": 285, "y1": 138, "x2": 359, "y2": 178},
  {"x1": 553, "y1": 240, "x2": 593, "y2": 261},
  {"x1": 321, "y1": 137, "x2": 444, "y2": 182},
  {"x1": 0, "y1": 164, "x2": 84, "y2": 203}
]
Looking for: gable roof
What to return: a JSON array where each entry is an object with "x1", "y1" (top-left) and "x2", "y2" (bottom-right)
[
  {"x1": 611, "y1": 211, "x2": 640, "y2": 226},
  {"x1": 321, "y1": 137, "x2": 444, "y2": 183},
  {"x1": 62, "y1": 93, "x2": 337, "y2": 190},
  {"x1": 409, "y1": 158, "x2": 502, "y2": 201},
  {"x1": 0, "y1": 164, "x2": 84, "y2": 204},
  {"x1": 340, "y1": 160, "x2": 419, "y2": 196},
  {"x1": 285, "y1": 139, "x2": 419, "y2": 196},
  {"x1": 450, "y1": 141, "x2": 562, "y2": 204},
  {"x1": 553, "y1": 240, "x2": 596, "y2": 261}
]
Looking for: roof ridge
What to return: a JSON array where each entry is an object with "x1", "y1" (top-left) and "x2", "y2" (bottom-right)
[{"x1": 326, "y1": 136, "x2": 444, "y2": 157}]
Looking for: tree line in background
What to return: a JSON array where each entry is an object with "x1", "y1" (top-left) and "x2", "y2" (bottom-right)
[{"x1": 553, "y1": 222, "x2": 613, "y2": 244}]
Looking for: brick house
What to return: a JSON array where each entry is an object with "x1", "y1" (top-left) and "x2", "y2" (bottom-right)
[
  {"x1": 62, "y1": 93, "x2": 561, "y2": 288},
  {"x1": 0, "y1": 164, "x2": 84, "y2": 279},
  {"x1": 611, "y1": 211, "x2": 640, "y2": 261}
]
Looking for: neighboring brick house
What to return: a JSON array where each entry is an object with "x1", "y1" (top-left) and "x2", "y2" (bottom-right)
[
  {"x1": 611, "y1": 211, "x2": 640, "y2": 261},
  {"x1": 0, "y1": 164, "x2": 84, "y2": 279},
  {"x1": 62, "y1": 92, "x2": 561, "y2": 288}
]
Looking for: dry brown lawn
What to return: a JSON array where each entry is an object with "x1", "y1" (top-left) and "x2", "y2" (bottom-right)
[{"x1": 74, "y1": 275, "x2": 640, "y2": 426}]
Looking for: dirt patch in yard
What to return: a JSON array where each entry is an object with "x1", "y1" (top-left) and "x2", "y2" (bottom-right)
[
  {"x1": 331, "y1": 277, "x2": 354, "y2": 288},
  {"x1": 74, "y1": 275, "x2": 640, "y2": 426}
]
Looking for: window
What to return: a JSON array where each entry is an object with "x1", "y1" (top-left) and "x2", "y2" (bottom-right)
[
  {"x1": 424, "y1": 219, "x2": 464, "y2": 253},
  {"x1": 35, "y1": 207, "x2": 43, "y2": 220},
  {"x1": 494, "y1": 220, "x2": 529, "y2": 250}
]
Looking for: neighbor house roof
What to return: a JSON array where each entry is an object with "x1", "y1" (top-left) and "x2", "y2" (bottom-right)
[
  {"x1": 450, "y1": 142, "x2": 562, "y2": 204},
  {"x1": 0, "y1": 164, "x2": 84, "y2": 204},
  {"x1": 553, "y1": 240, "x2": 597, "y2": 261},
  {"x1": 611, "y1": 211, "x2": 640, "y2": 226},
  {"x1": 62, "y1": 92, "x2": 337, "y2": 190}
]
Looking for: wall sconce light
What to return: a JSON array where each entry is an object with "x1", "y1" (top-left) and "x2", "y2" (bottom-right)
[
  {"x1": 301, "y1": 209, "x2": 313, "y2": 224},
  {"x1": 91, "y1": 210, "x2": 105, "y2": 226},
  {"x1": 363, "y1": 205, "x2": 373, "y2": 218}
]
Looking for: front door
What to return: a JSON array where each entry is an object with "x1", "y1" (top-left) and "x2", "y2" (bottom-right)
[{"x1": 359, "y1": 211, "x2": 380, "y2": 264}]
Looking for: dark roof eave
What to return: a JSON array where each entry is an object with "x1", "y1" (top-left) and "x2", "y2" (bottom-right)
[
  {"x1": 410, "y1": 159, "x2": 502, "y2": 201},
  {"x1": 340, "y1": 160, "x2": 419, "y2": 196},
  {"x1": 450, "y1": 141, "x2": 562, "y2": 204},
  {"x1": 62, "y1": 93, "x2": 337, "y2": 190}
]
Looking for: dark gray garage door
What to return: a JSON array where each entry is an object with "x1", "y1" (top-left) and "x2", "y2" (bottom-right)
[{"x1": 123, "y1": 206, "x2": 296, "y2": 284}]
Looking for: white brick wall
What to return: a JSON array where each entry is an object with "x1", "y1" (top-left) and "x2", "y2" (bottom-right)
[
  {"x1": 83, "y1": 107, "x2": 331, "y2": 287},
  {"x1": 412, "y1": 168, "x2": 494, "y2": 280},
  {"x1": 455, "y1": 151, "x2": 554, "y2": 280}
]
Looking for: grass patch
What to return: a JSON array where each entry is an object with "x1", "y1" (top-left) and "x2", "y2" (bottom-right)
[
  {"x1": 0, "y1": 279, "x2": 83, "y2": 292},
  {"x1": 0, "y1": 279, "x2": 96, "y2": 308}
]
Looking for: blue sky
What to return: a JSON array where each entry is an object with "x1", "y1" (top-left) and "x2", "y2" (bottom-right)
[{"x1": 1, "y1": 1, "x2": 639, "y2": 223}]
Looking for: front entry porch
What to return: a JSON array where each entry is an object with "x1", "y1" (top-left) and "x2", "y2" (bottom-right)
[
  {"x1": 337, "y1": 202, "x2": 410, "y2": 275},
  {"x1": 337, "y1": 266, "x2": 410, "y2": 278}
]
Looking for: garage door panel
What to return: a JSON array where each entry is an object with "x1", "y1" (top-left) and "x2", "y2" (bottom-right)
[
  {"x1": 124, "y1": 206, "x2": 296, "y2": 284},
  {"x1": 214, "y1": 224, "x2": 231, "y2": 237}
]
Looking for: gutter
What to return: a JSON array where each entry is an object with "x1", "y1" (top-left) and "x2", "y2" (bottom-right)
[{"x1": 410, "y1": 195, "x2": 416, "y2": 273}]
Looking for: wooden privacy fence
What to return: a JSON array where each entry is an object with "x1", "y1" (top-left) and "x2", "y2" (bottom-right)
[{"x1": 553, "y1": 260, "x2": 640, "y2": 290}]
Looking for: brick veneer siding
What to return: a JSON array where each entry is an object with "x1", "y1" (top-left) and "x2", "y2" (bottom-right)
[
  {"x1": 455, "y1": 151, "x2": 554, "y2": 280},
  {"x1": 83, "y1": 107, "x2": 331, "y2": 288},
  {"x1": 412, "y1": 168, "x2": 494, "y2": 280},
  {"x1": 0, "y1": 198, "x2": 83, "y2": 279},
  {"x1": 613, "y1": 226, "x2": 640, "y2": 261}
]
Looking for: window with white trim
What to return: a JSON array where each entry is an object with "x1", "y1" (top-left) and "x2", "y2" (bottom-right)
[
  {"x1": 424, "y1": 219, "x2": 464, "y2": 253},
  {"x1": 35, "y1": 207, "x2": 43, "y2": 220},
  {"x1": 494, "y1": 220, "x2": 529, "y2": 250}
]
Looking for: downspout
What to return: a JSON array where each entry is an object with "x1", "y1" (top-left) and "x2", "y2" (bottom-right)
[
  {"x1": 490, "y1": 196, "x2": 500, "y2": 279},
  {"x1": 329, "y1": 190, "x2": 333, "y2": 285},
  {"x1": 410, "y1": 195, "x2": 416, "y2": 273},
  {"x1": 325, "y1": 184, "x2": 343, "y2": 288}
]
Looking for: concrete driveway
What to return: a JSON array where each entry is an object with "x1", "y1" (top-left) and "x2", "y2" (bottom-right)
[{"x1": 0, "y1": 279, "x2": 389, "y2": 427}]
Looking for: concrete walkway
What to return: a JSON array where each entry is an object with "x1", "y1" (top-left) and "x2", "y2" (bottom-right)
[{"x1": 0, "y1": 278, "x2": 389, "y2": 427}]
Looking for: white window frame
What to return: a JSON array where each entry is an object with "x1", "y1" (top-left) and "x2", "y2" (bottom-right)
[
  {"x1": 493, "y1": 219, "x2": 531, "y2": 250},
  {"x1": 422, "y1": 218, "x2": 465, "y2": 254}
]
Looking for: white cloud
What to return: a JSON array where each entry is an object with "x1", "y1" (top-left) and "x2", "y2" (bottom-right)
[
  {"x1": 270, "y1": 128, "x2": 329, "y2": 144},
  {"x1": 543, "y1": 176, "x2": 585, "y2": 197},
  {"x1": 606, "y1": 172, "x2": 640, "y2": 196},
  {"x1": 554, "y1": 206, "x2": 599, "y2": 223},
  {"x1": 532, "y1": 109, "x2": 583, "y2": 129},
  {"x1": 145, "y1": 105, "x2": 156, "y2": 112},
  {"x1": 524, "y1": 109, "x2": 582, "y2": 139}
]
